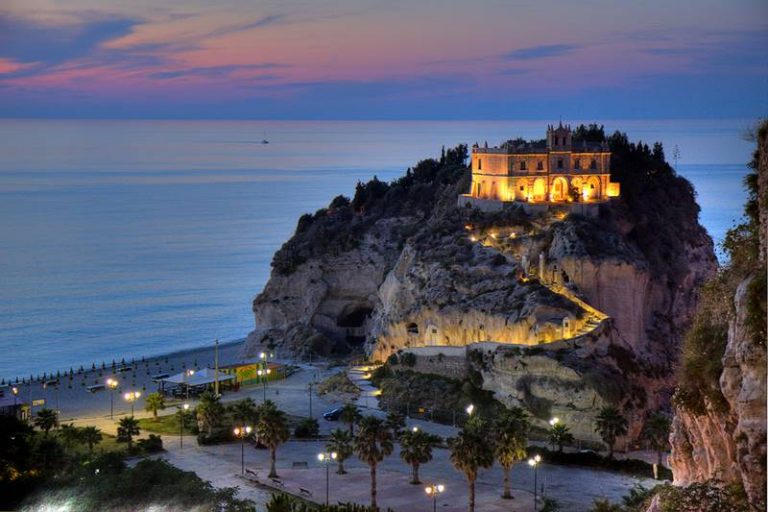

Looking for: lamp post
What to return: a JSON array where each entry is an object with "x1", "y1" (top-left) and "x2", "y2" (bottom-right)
[
  {"x1": 307, "y1": 382, "x2": 314, "y2": 418},
  {"x1": 318, "y1": 451, "x2": 338, "y2": 506},
  {"x1": 528, "y1": 454, "x2": 542, "y2": 512},
  {"x1": 179, "y1": 403, "x2": 190, "y2": 448},
  {"x1": 124, "y1": 391, "x2": 141, "y2": 416},
  {"x1": 548, "y1": 417, "x2": 559, "y2": 451},
  {"x1": 424, "y1": 483, "x2": 445, "y2": 512},
  {"x1": 184, "y1": 369, "x2": 195, "y2": 400},
  {"x1": 259, "y1": 352, "x2": 274, "y2": 394},
  {"x1": 233, "y1": 426, "x2": 253, "y2": 475},
  {"x1": 257, "y1": 368, "x2": 272, "y2": 401},
  {"x1": 106, "y1": 378, "x2": 119, "y2": 419},
  {"x1": 11, "y1": 386, "x2": 19, "y2": 419}
]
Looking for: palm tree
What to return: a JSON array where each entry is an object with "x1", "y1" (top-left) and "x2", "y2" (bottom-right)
[
  {"x1": 339, "y1": 403, "x2": 362, "y2": 435},
  {"x1": 642, "y1": 412, "x2": 671, "y2": 466},
  {"x1": 548, "y1": 423, "x2": 574, "y2": 453},
  {"x1": 493, "y1": 407, "x2": 530, "y2": 499},
  {"x1": 326, "y1": 428, "x2": 354, "y2": 474},
  {"x1": 229, "y1": 397, "x2": 257, "y2": 425},
  {"x1": 80, "y1": 426, "x2": 103, "y2": 454},
  {"x1": 384, "y1": 411, "x2": 406, "y2": 437},
  {"x1": 144, "y1": 392, "x2": 165, "y2": 420},
  {"x1": 59, "y1": 423, "x2": 82, "y2": 451},
  {"x1": 449, "y1": 416, "x2": 494, "y2": 512},
  {"x1": 399, "y1": 428, "x2": 440, "y2": 484},
  {"x1": 196, "y1": 391, "x2": 225, "y2": 436},
  {"x1": 354, "y1": 415, "x2": 394, "y2": 509},
  {"x1": 255, "y1": 400, "x2": 290, "y2": 478},
  {"x1": 595, "y1": 406, "x2": 629, "y2": 460},
  {"x1": 117, "y1": 416, "x2": 140, "y2": 450},
  {"x1": 34, "y1": 408, "x2": 58, "y2": 436}
]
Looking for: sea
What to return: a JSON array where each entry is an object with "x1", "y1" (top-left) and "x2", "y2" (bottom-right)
[{"x1": 0, "y1": 119, "x2": 758, "y2": 380}]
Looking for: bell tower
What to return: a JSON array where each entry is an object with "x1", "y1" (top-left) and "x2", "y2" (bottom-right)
[{"x1": 547, "y1": 122, "x2": 572, "y2": 151}]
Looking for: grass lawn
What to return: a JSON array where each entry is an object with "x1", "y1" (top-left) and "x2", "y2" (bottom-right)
[{"x1": 138, "y1": 413, "x2": 197, "y2": 435}]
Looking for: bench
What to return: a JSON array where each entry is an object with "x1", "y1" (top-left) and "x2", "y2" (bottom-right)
[
  {"x1": 245, "y1": 468, "x2": 259, "y2": 478},
  {"x1": 291, "y1": 461, "x2": 308, "y2": 469},
  {"x1": 270, "y1": 478, "x2": 285, "y2": 488},
  {"x1": 299, "y1": 488, "x2": 312, "y2": 497}
]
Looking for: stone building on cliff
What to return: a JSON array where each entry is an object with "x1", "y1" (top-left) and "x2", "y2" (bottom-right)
[{"x1": 459, "y1": 124, "x2": 620, "y2": 212}]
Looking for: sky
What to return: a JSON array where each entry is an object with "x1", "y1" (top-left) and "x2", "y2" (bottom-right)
[{"x1": 0, "y1": 0, "x2": 767, "y2": 119}]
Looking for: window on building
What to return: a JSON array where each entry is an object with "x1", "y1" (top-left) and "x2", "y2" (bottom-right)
[
  {"x1": 520, "y1": 161, "x2": 527, "y2": 171},
  {"x1": 574, "y1": 158, "x2": 581, "y2": 169},
  {"x1": 537, "y1": 161, "x2": 543, "y2": 170},
  {"x1": 557, "y1": 158, "x2": 563, "y2": 169},
  {"x1": 478, "y1": 158, "x2": 482, "y2": 170},
  {"x1": 590, "y1": 159, "x2": 597, "y2": 170},
  {"x1": 519, "y1": 186, "x2": 525, "y2": 191}
]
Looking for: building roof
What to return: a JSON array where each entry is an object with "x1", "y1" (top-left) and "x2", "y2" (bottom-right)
[
  {"x1": 0, "y1": 395, "x2": 25, "y2": 408},
  {"x1": 161, "y1": 368, "x2": 235, "y2": 386}
]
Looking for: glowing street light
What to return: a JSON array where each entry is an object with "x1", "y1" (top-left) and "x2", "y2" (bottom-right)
[
  {"x1": 465, "y1": 404, "x2": 475, "y2": 416},
  {"x1": 259, "y1": 351, "x2": 275, "y2": 399},
  {"x1": 233, "y1": 425, "x2": 253, "y2": 474},
  {"x1": 528, "y1": 454, "x2": 542, "y2": 511},
  {"x1": 425, "y1": 483, "x2": 445, "y2": 512},
  {"x1": 184, "y1": 369, "x2": 195, "y2": 400},
  {"x1": 178, "y1": 403, "x2": 190, "y2": 448},
  {"x1": 549, "y1": 417, "x2": 559, "y2": 426},
  {"x1": 106, "y1": 378, "x2": 119, "y2": 419},
  {"x1": 318, "y1": 451, "x2": 338, "y2": 505},
  {"x1": 257, "y1": 368, "x2": 272, "y2": 401},
  {"x1": 123, "y1": 390, "x2": 141, "y2": 416}
]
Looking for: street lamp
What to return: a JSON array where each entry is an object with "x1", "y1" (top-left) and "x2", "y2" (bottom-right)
[
  {"x1": 106, "y1": 378, "x2": 119, "y2": 419},
  {"x1": 549, "y1": 417, "x2": 559, "y2": 426},
  {"x1": 528, "y1": 454, "x2": 542, "y2": 512},
  {"x1": 318, "y1": 451, "x2": 338, "y2": 506},
  {"x1": 124, "y1": 391, "x2": 141, "y2": 416},
  {"x1": 179, "y1": 403, "x2": 190, "y2": 448},
  {"x1": 233, "y1": 426, "x2": 253, "y2": 475},
  {"x1": 465, "y1": 403, "x2": 475, "y2": 416},
  {"x1": 257, "y1": 368, "x2": 272, "y2": 401},
  {"x1": 424, "y1": 483, "x2": 445, "y2": 512},
  {"x1": 184, "y1": 369, "x2": 195, "y2": 400}
]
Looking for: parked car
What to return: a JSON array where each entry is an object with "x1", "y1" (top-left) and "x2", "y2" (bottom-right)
[{"x1": 322, "y1": 407, "x2": 344, "y2": 421}]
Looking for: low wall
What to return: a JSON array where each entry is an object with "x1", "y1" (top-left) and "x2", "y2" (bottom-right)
[{"x1": 399, "y1": 346, "x2": 468, "y2": 380}]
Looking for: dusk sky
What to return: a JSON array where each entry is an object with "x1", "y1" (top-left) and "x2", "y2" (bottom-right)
[{"x1": 1, "y1": 0, "x2": 766, "y2": 119}]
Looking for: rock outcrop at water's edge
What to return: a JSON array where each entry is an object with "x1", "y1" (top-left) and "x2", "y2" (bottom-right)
[
  {"x1": 667, "y1": 121, "x2": 767, "y2": 510},
  {"x1": 246, "y1": 130, "x2": 718, "y2": 445}
]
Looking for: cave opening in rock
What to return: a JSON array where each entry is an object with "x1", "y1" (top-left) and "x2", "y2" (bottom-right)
[
  {"x1": 407, "y1": 323, "x2": 419, "y2": 334},
  {"x1": 337, "y1": 304, "x2": 373, "y2": 345}
]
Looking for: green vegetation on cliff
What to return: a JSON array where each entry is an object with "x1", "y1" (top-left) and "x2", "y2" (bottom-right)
[{"x1": 675, "y1": 120, "x2": 767, "y2": 414}]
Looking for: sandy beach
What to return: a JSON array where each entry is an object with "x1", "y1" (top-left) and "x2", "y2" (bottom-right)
[{"x1": 1, "y1": 339, "x2": 251, "y2": 421}]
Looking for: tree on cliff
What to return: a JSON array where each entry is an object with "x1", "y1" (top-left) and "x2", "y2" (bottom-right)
[
  {"x1": 254, "y1": 400, "x2": 290, "y2": 478},
  {"x1": 354, "y1": 416, "x2": 394, "y2": 510},
  {"x1": 493, "y1": 407, "x2": 530, "y2": 499},
  {"x1": 449, "y1": 416, "x2": 494, "y2": 512},
  {"x1": 399, "y1": 427, "x2": 440, "y2": 484},
  {"x1": 595, "y1": 406, "x2": 629, "y2": 460}
]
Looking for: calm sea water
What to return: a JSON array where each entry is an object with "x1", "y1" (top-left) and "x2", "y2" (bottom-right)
[{"x1": 0, "y1": 119, "x2": 756, "y2": 380}]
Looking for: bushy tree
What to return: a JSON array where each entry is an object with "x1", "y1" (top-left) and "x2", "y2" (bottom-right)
[
  {"x1": 399, "y1": 428, "x2": 440, "y2": 484},
  {"x1": 493, "y1": 407, "x2": 530, "y2": 499},
  {"x1": 326, "y1": 428, "x2": 354, "y2": 474},
  {"x1": 196, "y1": 391, "x2": 225, "y2": 436},
  {"x1": 255, "y1": 400, "x2": 290, "y2": 478},
  {"x1": 340, "y1": 403, "x2": 362, "y2": 435},
  {"x1": 33, "y1": 408, "x2": 58, "y2": 436},
  {"x1": 144, "y1": 392, "x2": 166, "y2": 420},
  {"x1": 642, "y1": 413, "x2": 671, "y2": 466},
  {"x1": 117, "y1": 416, "x2": 140, "y2": 450},
  {"x1": 548, "y1": 423, "x2": 574, "y2": 453}
]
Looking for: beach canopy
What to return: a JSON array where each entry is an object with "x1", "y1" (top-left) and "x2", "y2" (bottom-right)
[{"x1": 161, "y1": 368, "x2": 234, "y2": 387}]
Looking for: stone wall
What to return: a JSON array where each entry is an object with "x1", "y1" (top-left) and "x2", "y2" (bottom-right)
[{"x1": 400, "y1": 347, "x2": 468, "y2": 380}]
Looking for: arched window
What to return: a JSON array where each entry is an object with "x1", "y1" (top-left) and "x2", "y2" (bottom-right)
[
  {"x1": 537, "y1": 161, "x2": 543, "y2": 170},
  {"x1": 574, "y1": 158, "x2": 581, "y2": 169},
  {"x1": 520, "y1": 161, "x2": 527, "y2": 171},
  {"x1": 557, "y1": 158, "x2": 563, "y2": 169},
  {"x1": 590, "y1": 159, "x2": 597, "y2": 170}
]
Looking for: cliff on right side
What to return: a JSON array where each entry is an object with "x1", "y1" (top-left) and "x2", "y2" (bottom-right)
[{"x1": 667, "y1": 120, "x2": 767, "y2": 510}]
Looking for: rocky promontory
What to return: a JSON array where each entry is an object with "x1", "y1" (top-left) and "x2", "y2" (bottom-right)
[{"x1": 246, "y1": 127, "x2": 717, "y2": 444}]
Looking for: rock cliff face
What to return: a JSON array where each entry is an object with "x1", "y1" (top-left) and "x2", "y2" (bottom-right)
[
  {"x1": 247, "y1": 132, "x2": 717, "y2": 444},
  {"x1": 668, "y1": 123, "x2": 767, "y2": 510}
]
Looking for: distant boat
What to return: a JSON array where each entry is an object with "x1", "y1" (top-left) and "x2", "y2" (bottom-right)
[{"x1": 261, "y1": 131, "x2": 269, "y2": 144}]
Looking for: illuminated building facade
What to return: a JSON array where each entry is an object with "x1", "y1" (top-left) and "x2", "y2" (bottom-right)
[{"x1": 463, "y1": 124, "x2": 620, "y2": 206}]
